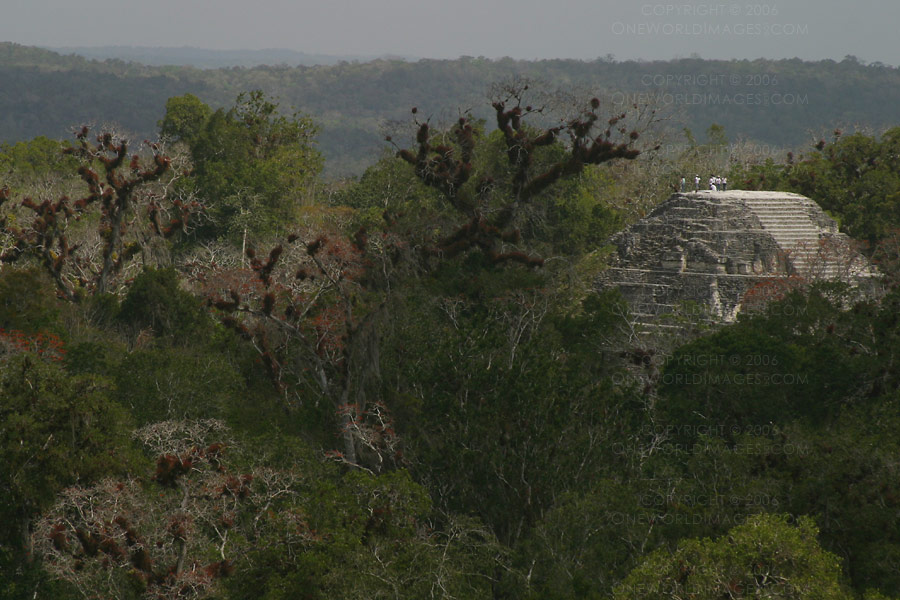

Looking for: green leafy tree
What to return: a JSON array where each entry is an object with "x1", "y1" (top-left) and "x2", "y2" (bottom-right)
[
  {"x1": 226, "y1": 467, "x2": 506, "y2": 600},
  {"x1": 382, "y1": 277, "x2": 641, "y2": 548},
  {"x1": 613, "y1": 514, "x2": 851, "y2": 599},
  {"x1": 158, "y1": 93, "x2": 212, "y2": 144},
  {"x1": 116, "y1": 267, "x2": 213, "y2": 345},
  {"x1": 657, "y1": 282, "x2": 874, "y2": 435},
  {"x1": 0, "y1": 136, "x2": 80, "y2": 197},
  {"x1": 0, "y1": 349, "x2": 136, "y2": 592},
  {"x1": 161, "y1": 91, "x2": 322, "y2": 240},
  {"x1": 649, "y1": 284, "x2": 900, "y2": 595},
  {"x1": 0, "y1": 266, "x2": 62, "y2": 332}
]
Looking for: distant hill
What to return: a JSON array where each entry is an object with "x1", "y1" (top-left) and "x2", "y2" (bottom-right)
[
  {"x1": 44, "y1": 46, "x2": 415, "y2": 69},
  {"x1": 3, "y1": 42, "x2": 900, "y2": 177}
]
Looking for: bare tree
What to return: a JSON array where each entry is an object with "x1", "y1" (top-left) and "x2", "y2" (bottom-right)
[
  {"x1": 0, "y1": 128, "x2": 200, "y2": 300},
  {"x1": 35, "y1": 420, "x2": 305, "y2": 600},
  {"x1": 199, "y1": 222, "x2": 407, "y2": 473}
]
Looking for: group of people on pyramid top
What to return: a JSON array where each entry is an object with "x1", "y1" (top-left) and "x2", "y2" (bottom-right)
[
  {"x1": 707, "y1": 174, "x2": 727, "y2": 191},
  {"x1": 680, "y1": 175, "x2": 727, "y2": 192}
]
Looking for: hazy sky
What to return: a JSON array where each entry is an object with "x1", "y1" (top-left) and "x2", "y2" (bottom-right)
[{"x1": 3, "y1": 0, "x2": 898, "y2": 64}]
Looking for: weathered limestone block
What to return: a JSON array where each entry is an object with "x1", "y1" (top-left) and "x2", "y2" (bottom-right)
[{"x1": 597, "y1": 191, "x2": 878, "y2": 323}]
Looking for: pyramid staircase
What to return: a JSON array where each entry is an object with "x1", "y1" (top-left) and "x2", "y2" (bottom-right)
[{"x1": 741, "y1": 196, "x2": 841, "y2": 279}]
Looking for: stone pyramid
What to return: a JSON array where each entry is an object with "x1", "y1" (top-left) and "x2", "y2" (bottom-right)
[{"x1": 597, "y1": 190, "x2": 878, "y2": 323}]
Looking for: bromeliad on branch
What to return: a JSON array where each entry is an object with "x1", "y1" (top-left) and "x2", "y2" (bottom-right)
[
  {"x1": 393, "y1": 87, "x2": 649, "y2": 268},
  {"x1": 201, "y1": 223, "x2": 407, "y2": 474},
  {"x1": 0, "y1": 128, "x2": 201, "y2": 300}
]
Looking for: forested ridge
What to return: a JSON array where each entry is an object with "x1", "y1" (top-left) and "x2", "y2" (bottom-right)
[
  {"x1": 42, "y1": 46, "x2": 389, "y2": 69},
  {"x1": 4, "y1": 41, "x2": 900, "y2": 175},
  {"x1": 4, "y1": 66, "x2": 900, "y2": 599}
]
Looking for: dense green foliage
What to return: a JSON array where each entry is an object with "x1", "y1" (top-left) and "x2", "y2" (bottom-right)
[
  {"x1": 614, "y1": 514, "x2": 850, "y2": 599},
  {"x1": 731, "y1": 127, "x2": 900, "y2": 247},
  {"x1": 161, "y1": 91, "x2": 322, "y2": 238},
  {"x1": 4, "y1": 78, "x2": 900, "y2": 599}
]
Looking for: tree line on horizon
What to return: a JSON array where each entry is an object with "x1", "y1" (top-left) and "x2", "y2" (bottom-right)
[{"x1": 3, "y1": 41, "x2": 900, "y2": 176}]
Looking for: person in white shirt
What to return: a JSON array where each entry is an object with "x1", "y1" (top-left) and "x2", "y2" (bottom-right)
[
  {"x1": 722, "y1": 177, "x2": 728, "y2": 191},
  {"x1": 680, "y1": 176, "x2": 686, "y2": 192},
  {"x1": 694, "y1": 175, "x2": 700, "y2": 191}
]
